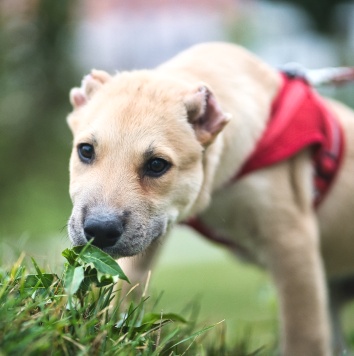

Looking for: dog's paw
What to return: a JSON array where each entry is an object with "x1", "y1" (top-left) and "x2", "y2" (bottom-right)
[{"x1": 69, "y1": 69, "x2": 111, "y2": 109}]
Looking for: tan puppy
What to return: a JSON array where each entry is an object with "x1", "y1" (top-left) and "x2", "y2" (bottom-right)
[{"x1": 67, "y1": 42, "x2": 354, "y2": 356}]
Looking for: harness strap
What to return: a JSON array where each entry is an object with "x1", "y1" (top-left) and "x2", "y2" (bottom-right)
[{"x1": 234, "y1": 72, "x2": 345, "y2": 206}]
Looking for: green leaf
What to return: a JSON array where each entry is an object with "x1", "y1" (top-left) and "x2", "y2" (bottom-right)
[
  {"x1": 61, "y1": 248, "x2": 77, "y2": 265},
  {"x1": 31, "y1": 258, "x2": 43, "y2": 276},
  {"x1": 64, "y1": 265, "x2": 84, "y2": 295},
  {"x1": 62, "y1": 245, "x2": 129, "y2": 283},
  {"x1": 117, "y1": 319, "x2": 172, "y2": 334},
  {"x1": 142, "y1": 312, "x2": 187, "y2": 325},
  {"x1": 23, "y1": 273, "x2": 56, "y2": 289},
  {"x1": 76, "y1": 246, "x2": 129, "y2": 283}
]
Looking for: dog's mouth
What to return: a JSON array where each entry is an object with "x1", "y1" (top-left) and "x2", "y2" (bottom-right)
[{"x1": 68, "y1": 208, "x2": 167, "y2": 258}]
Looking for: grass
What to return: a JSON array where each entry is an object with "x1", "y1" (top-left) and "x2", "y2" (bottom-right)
[
  {"x1": 0, "y1": 246, "x2": 231, "y2": 355},
  {"x1": 151, "y1": 262, "x2": 277, "y2": 351},
  {"x1": 150, "y1": 227, "x2": 278, "y2": 353},
  {"x1": 0, "y1": 239, "x2": 275, "y2": 355},
  {"x1": 2, "y1": 227, "x2": 354, "y2": 354}
]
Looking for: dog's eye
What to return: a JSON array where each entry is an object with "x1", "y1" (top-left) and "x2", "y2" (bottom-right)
[
  {"x1": 78, "y1": 143, "x2": 95, "y2": 163},
  {"x1": 145, "y1": 158, "x2": 171, "y2": 177}
]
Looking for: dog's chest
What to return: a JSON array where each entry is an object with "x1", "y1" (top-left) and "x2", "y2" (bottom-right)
[{"x1": 190, "y1": 174, "x2": 276, "y2": 265}]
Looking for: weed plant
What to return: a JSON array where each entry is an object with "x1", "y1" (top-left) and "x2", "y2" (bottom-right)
[{"x1": 0, "y1": 245, "x2": 267, "y2": 355}]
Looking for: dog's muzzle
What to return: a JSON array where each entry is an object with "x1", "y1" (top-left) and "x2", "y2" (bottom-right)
[{"x1": 69, "y1": 205, "x2": 168, "y2": 257}]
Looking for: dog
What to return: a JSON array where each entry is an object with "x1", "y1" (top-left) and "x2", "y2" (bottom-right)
[{"x1": 66, "y1": 42, "x2": 354, "y2": 356}]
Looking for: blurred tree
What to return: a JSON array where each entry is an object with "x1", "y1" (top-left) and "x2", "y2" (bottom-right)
[
  {"x1": 0, "y1": 0, "x2": 79, "y2": 236},
  {"x1": 268, "y1": 0, "x2": 349, "y2": 33}
]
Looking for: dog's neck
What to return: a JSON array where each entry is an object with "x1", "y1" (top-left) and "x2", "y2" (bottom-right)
[
  {"x1": 216, "y1": 72, "x2": 282, "y2": 188},
  {"x1": 190, "y1": 68, "x2": 282, "y2": 216}
]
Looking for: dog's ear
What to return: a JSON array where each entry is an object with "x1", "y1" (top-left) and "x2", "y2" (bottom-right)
[
  {"x1": 69, "y1": 69, "x2": 111, "y2": 110},
  {"x1": 185, "y1": 84, "x2": 231, "y2": 146}
]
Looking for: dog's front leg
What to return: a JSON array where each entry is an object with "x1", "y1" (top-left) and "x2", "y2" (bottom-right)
[
  {"x1": 118, "y1": 240, "x2": 163, "y2": 300},
  {"x1": 263, "y1": 214, "x2": 331, "y2": 356}
]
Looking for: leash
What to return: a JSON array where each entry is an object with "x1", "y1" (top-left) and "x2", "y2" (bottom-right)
[{"x1": 281, "y1": 63, "x2": 354, "y2": 87}]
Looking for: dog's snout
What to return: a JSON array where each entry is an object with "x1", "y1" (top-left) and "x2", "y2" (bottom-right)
[{"x1": 84, "y1": 214, "x2": 124, "y2": 248}]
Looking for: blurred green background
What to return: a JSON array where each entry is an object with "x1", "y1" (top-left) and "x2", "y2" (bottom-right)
[
  {"x1": 0, "y1": 0, "x2": 77, "y2": 239},
  {"x1": 1, "y1": 0, "x2": 354, "y2": 350},
  {"x1": 1, "y1": 0, "x2": 353, "y2": 239}
]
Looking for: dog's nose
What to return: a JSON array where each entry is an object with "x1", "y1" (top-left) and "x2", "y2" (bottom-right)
[{"x1": 83, "y1": 214, "x2": 124, "y2": 248}]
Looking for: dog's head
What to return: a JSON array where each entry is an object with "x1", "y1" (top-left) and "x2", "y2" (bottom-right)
[{"x1": 67, "y1": 69, "x2": 229, "y2": 258}]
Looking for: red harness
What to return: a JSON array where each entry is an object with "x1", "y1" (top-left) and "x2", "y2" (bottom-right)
[
  {"x1": 184, "y1": 72, "x2": 346, "y2": 251},
  {"x1": 235, "y1": 72, "x2": 345, "y2": 206}
]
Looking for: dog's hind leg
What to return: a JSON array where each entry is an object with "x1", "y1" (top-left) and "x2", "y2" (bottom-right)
[{"x1": 329, "y1": 276, "x2": 354, "y2": 355}]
